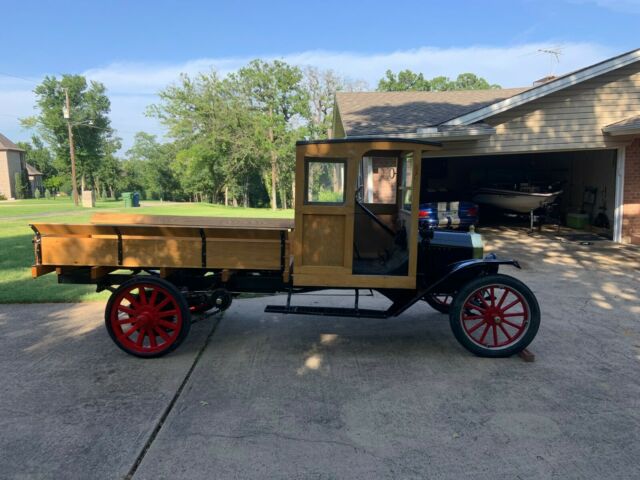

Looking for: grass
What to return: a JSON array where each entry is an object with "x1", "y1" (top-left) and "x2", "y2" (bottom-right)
[{"x1": 0, "y1": 198, "x2": 293, "y2": 304}]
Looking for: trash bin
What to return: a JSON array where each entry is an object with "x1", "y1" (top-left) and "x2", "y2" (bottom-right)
[
  {"x1": 122, "y1": 192, "x2": 132, "y2": 208},
  {"x1": 567, "y1": 212, "x2": 589, "y2": 229},
  {"x1": 132, "y1": 192, "x2": 140, "y2": 208}
]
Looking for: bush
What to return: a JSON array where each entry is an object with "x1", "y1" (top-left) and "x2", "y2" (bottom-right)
[
  {"x1": 14, "y1": 172, "x2": 25, "y2": 199},
  {"x1": 0, "y1": 193, "x2": 6, "y2": 201},
  {"x1": 34, "y1": 188, "x2": 41, "y2": 199},
  {"x1": 44, "y1": 189, "x2": 51, "y2": 199}
]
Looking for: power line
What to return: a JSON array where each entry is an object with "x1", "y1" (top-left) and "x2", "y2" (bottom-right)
[{"x1": 0, "y1": 111, "x2": 139, "y2": 135}]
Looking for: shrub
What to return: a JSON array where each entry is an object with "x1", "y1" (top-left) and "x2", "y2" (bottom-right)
[
  {"x1": 14, "y1": 172, "x2": 25, "y2": 199},
  {"x1": 44, "y1": 189, "x2": 51, "y2": 199},
  {"x1": 34, "y1": 188, "x2": 41, "y2": 199},
  {"x1": 0, "y1": 193, "x2": 6, "y2": 201}
]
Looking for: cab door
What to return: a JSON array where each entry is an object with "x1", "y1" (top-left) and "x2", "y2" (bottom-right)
[{"x1": 293, "y1": 142, "x2": 355, "y2": 287}]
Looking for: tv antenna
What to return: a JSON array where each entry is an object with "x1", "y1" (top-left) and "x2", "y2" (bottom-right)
[{"x1": 538, "y1": 47, "x2": 563, "y2": 75}]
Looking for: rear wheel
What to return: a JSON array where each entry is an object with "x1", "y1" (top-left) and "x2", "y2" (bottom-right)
[
  {"x1": 449, "y1": 274, "x2": 540, "y2": 357},
  {"x1": 423, "y1": 293, "x2": 453, "y2": 314},
  {"x1": 105, "y1": 277, "x2": 191, "y2": 358}
]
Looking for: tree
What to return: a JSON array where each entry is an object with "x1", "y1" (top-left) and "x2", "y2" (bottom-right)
[
  {"x1": 21, "y1": 75, "x2": 116, "y2": 194},
  {"x1": 149, "y1": 71, "x2": 263, "y2": 205},
  {"x1": 452, "y1": 73, "x2": 500, "y2": 90},
  {"x1": 17, "y1": 136, "x2": 56, "y2": 179},
  {"x1": 377, "y1": 69, "x2": 431, "y2": 92},
  {"x1": 303, "y1": 66, "x2": 367, "y2": 139},
  {"x1": 92, "y1": 137, "x2": 123, "y2": 199},
  {"x1": 377, "y1": 70, "x2": 500, "y2": 92},
  {"x1": 230, "y1": 60, "x2": 309, "y2": 209},
  {"x1": 14, "y1": 170, "x2": 30, "y2": 199},
  {"x1": 126, "y1": 132, "x2": 179, "y2": 201}
]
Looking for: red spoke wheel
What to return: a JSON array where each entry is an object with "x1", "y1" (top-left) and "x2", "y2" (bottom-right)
[
  {"x1": 423, "y1": 293, "x2": 454, "y2": 314},
  {"x1": 449, "y1": 274, "x2": 540, "y2": 357},
  {"x1": 105, "y1": 277, "x2": 191, "y2": 358}
]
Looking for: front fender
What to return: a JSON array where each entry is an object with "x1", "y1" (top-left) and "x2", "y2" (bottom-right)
[{"x1": 425, "y1": 254, "x2": 521, "y2": 294}]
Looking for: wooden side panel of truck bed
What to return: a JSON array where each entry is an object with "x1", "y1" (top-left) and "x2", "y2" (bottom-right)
[{"x1": 32, "y1": 214, "x2": 292, "y2": 272}]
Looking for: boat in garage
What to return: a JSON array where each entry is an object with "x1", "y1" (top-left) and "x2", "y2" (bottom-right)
[{"x1": 472, "y1": 187, "x2": 563, "y2": 214}]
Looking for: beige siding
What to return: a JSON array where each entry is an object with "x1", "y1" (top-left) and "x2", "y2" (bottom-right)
[
  {"x1": 427, "y1": 63, "x2": 640, "y2": 157},
  {"x1": 332, "y1": 106, "x2": 346, "y2": 139},
  {"x1": 0, "y1": 151, "x2": 25, "y2": 199},
  {"x1": 0, "y1": 151, "x2": 10, "y2": 198}
]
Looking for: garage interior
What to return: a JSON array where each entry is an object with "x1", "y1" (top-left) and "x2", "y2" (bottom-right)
[{"x1": 421, "y1": 150, "x2": 618, "y2": 238}]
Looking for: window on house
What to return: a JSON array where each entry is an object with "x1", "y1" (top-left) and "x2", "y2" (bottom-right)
[{"x1": 305, "y1": 159, "x2": 346, "y2": 204}]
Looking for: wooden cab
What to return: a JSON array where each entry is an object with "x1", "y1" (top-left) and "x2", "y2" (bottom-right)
[{"x1": 292, "y1": 138, "x2": 441, "y2": 289}]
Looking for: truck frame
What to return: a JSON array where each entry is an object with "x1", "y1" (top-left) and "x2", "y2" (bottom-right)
[{"x1": 31, "y1": 138, "x2": 540, "y2": 358}]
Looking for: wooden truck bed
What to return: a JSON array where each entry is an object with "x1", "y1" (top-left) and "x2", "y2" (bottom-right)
[{"x1": 31, "y1": 213, "x2": 293, "y2": 277}]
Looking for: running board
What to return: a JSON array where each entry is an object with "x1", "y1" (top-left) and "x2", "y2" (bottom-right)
[{"x1": 264, "y1": 304, "x2": 389, "y2": 319}]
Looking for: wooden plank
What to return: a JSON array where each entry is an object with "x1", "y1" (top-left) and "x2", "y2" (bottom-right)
[
  {"x1": 31, "y1": 223, "x2": 118, "y2": 236},
  {"x1": 91, "y1": 213, "x2": 294, "y2": 230},
  {"x1": 90, "y1": 266, "x2": 117, "y2": 280},
  {"x1": 41, "y1": 237, "x2": 119, "y2": 266},
  {"x1": 122, "y1": 238, "x2": 201, "y2": 268},
  {"x1": 206, "y1": 239, "x2": 281, "y2": 269},
  {"x1": 301, "y1": 214, "x2": 345, "y2": 266},
  {"x1": 408, "y1": 149, "x2": 421, "y2": 278},
  {"x1": 293, "y1": 272, "x2": 416, "y2": 289},
  {"x1": 159, "y1": 268, "x2": 179, "y2": 278},
  {"x1": 31, "y1": 265, "x2": 55, "y2": 278}
]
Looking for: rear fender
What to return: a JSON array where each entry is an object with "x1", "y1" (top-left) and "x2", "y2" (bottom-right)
[{"x1": 426, "y1": 255, "x2": 521, "y2": 294}]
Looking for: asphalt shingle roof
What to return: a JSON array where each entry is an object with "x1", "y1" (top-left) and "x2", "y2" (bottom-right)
[
  {"x1": 26, "y1": 163, "x2": 42, "y2": 176},
  {"x1": 0, "y1": 132, "x2": 24, "y2": 151},
  {"x1": 335, "y1": 88, "x2": 529, "y2": 136}
]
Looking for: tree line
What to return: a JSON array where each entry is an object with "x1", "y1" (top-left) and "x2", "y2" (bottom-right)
[{"x1": 19, "y1": 62, "x2": 498, "y2": 208}]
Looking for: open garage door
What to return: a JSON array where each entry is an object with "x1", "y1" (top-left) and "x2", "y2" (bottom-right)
[{"x1": 421, "y1": 149, "x2": 619, "y2": 240}]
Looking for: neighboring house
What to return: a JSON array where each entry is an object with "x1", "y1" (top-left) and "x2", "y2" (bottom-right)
[
  {"x1": 0, "y1": 132, "x2": 26, "y2": 200},
  {"x1": 26, "y1": 163, "x2": 44, "y2": 194},
  {"x1": 333, "y1": 48, "x2": 640, "y2": 244}
]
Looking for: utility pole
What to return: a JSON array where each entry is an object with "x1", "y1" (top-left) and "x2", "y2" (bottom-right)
[{"x1": 63, "y1": 88, "x2": 79, "y2": 206}]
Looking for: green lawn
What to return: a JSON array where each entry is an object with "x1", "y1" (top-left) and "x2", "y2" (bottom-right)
[{"x1": 0, "y1": 198, "x2": 293, "y2": 304}]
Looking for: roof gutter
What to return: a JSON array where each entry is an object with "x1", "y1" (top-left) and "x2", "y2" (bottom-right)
[
  {"x1": 343, "y1": 126, "x2": 495, "y2": 142},
  {"x1": 602, "y1": 124, "x2": 640, "y2": 136}
]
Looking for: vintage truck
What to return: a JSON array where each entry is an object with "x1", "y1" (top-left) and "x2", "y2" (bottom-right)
[{"x1": 31, "y1": 138, "x2": 540, "y2": 358}]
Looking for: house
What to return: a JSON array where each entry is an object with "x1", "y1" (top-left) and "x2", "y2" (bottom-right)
[
  {"x1": 26, "y1": 163, "x2": 44, "y2": 195},
  {"x1": 332, "y1": 48, "x2": 640, "y2": 244},
  {"x1": 0, "y1": 133, "x2": 26, "y2": 200}
]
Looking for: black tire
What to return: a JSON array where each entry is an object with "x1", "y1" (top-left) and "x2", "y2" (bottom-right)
[
  {"x1": 105, "y1": 276, "x2": 191, "y2": 358},
  {"x1": 423, "y1": 293, "x2": 454, "y2": 314},
  {"x1": 449, "y1": 274, "x2": 540, "y2": 358},
  {"x1": 212, "y1": 289, "x2": 233, "y2": 311},
  {"x1": 189, "y1": 289, "x2": 233, "y2": 314}
]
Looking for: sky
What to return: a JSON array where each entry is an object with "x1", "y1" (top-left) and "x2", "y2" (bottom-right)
[{"x1": 1, "y1": 0, "x2": 639, "y2": 151}]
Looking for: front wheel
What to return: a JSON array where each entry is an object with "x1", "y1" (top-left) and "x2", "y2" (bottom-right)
[{"x1": 449, "y1": 274, "x2": 540, "y2": 357}]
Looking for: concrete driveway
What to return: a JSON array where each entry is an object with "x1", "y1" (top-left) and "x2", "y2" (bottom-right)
[{"x1": 1, "y1": 228, "x2": 639, "y2": 479}]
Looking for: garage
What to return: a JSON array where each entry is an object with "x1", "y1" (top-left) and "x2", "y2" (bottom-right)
[
  {"x1": 333, "y1": 48, "x2": 640, "y2": 244},
  {"x1": 421, "y1": 149, "x2": 621, "y2": 239}
]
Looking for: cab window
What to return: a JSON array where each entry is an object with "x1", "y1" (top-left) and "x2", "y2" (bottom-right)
[
  {"x1": 305, "y1": 159, "x2": 346, "y2": 204},
  {"x1": 361, "y1": 156, "x2": 398, "y2": 204}
]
